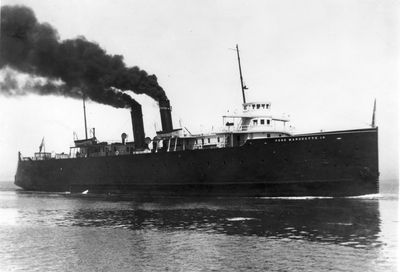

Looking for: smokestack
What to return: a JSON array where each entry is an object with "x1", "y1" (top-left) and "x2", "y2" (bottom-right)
[
  {"x1": 159, "y1": 99, "x2": 173, "y2": 132},
  {"x1": 130, "y1": 104, "x2": 145, "y2": 149}
]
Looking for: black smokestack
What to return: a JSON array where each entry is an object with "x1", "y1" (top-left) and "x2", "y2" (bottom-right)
[
  {"x1": 130, "y1": 102, "x2": 145, "y2": 149},
  {"x1": 159, "y1": 98, "x2": 173, "y2": 132},
  {"x1": 0, "y1": 5, "x2": 167, "y2": 108}
]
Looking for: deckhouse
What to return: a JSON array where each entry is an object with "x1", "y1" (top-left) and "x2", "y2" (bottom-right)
[{"x1": 151, "y1": 101, "x2": 292, "y2": 152}]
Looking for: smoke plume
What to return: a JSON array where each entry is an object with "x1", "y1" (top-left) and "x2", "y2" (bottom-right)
[{"x1": 0, "y1": 5, "x2": 167, "y2": 108}]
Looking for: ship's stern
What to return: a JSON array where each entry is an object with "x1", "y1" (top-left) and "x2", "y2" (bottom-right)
[{"x1": 14, "y1": 157, "x2": 34, "y2": 190}]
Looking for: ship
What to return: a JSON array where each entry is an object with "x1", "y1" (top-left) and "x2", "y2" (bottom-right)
[{"x1": 14, "y1": 46, "x2": 379, "y2": 197}]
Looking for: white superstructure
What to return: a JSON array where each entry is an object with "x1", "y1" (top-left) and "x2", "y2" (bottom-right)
[{"x1": 153, "y1": 101, "x2": 293, "y2": 151}]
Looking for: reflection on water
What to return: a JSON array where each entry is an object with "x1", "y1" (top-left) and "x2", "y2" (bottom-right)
[
  {"x1": 13, "y1": 192, "x2": 382, "y2": 249},
  {"x1": 0, "y1": 188, "x2": 397, "y2": 272},
  {"x1": 71, "y1": 198, "x2": 382, "y2": 249}
]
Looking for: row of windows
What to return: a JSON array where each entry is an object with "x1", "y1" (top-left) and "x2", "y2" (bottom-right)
[
  {"x1": 195, "y1": 137, "x2": 221, "y2": 145},
  {"x1": 253, "y1": 119, "x2": 271, "y2": 126},
  {"x1": 275, "y1": 136, "x2": 326, "y2": 142},
  {"x1": 195, "y1": 133, "x2": 279, "y2": 145},
  {"x1": 244, "y1": 103, "x2": 270, "y2": 110}
]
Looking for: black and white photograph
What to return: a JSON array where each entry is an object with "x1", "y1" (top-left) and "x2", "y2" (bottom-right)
[{"x1": 0, "y1": 0, "x2": 398, "y2": 271}]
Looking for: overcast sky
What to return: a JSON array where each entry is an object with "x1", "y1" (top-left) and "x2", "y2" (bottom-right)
[{"x1": 0, "y1": 0, "x2": 398, "y2": 181}]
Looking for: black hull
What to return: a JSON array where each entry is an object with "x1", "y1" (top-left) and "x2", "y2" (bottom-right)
[{"x1": 15, "y1": 128, "x2": 379, "y2": 197}]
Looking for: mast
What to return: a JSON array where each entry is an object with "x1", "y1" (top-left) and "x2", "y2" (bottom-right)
[
  {"x1": 236, "y1": 44, "x2": 247, "y2": 104},
  {"x1": 83, "y1": 96, "x2": 88, "y2": 139},
  {"x1": 371, "y1": 98, "x2": 376, "y2": 128}
]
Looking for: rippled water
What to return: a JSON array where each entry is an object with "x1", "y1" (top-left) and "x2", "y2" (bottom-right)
[{"x1": 0, "y1": 182, "x2": 397, "y2": 272}]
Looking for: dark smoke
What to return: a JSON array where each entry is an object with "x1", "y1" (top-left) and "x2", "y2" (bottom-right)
[{"x1": 0, "y1": 5, "x2": 166, "y2": 108}]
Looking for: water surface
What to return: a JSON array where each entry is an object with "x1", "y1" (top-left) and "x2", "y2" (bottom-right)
[{"x1": 0, "y1": 181, "x2": 397, "y2": 271}]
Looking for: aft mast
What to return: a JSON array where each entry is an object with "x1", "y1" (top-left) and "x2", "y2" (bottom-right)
[
  {"x1": 371, "y1": 98, "x2": 376, "y2": 128},
  {"x1": 236, "y1": 44, "x2": 247, "y2": 104}
]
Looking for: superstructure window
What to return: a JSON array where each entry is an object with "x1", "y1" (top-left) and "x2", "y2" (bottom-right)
[
  {"x1": 257, "y1": 104, "x2": 260, "y2": 109},
  {"x1": 253, "y1": 119, "x2": 258, "y2": 125},
  {"x1": 217, "y1": 137, "x2": 220, "y2": 143},
  {"x1": 207, "y1": 138, "x2": 210, "y2": 143},
  {"x1": 267, "y1": 119, "x2": 270, "y2": 125},
  {"x1": 261, "y1": 119, "x2": 265, "y2": 125}
]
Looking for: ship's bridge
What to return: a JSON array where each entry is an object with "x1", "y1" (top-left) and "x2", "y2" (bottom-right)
[
  {"x1": 243, "y1": 102, "x2": 272, "y2": 112},
  {"x1": 222, "y1": 101, "x2": 292, "y2": 137}
]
